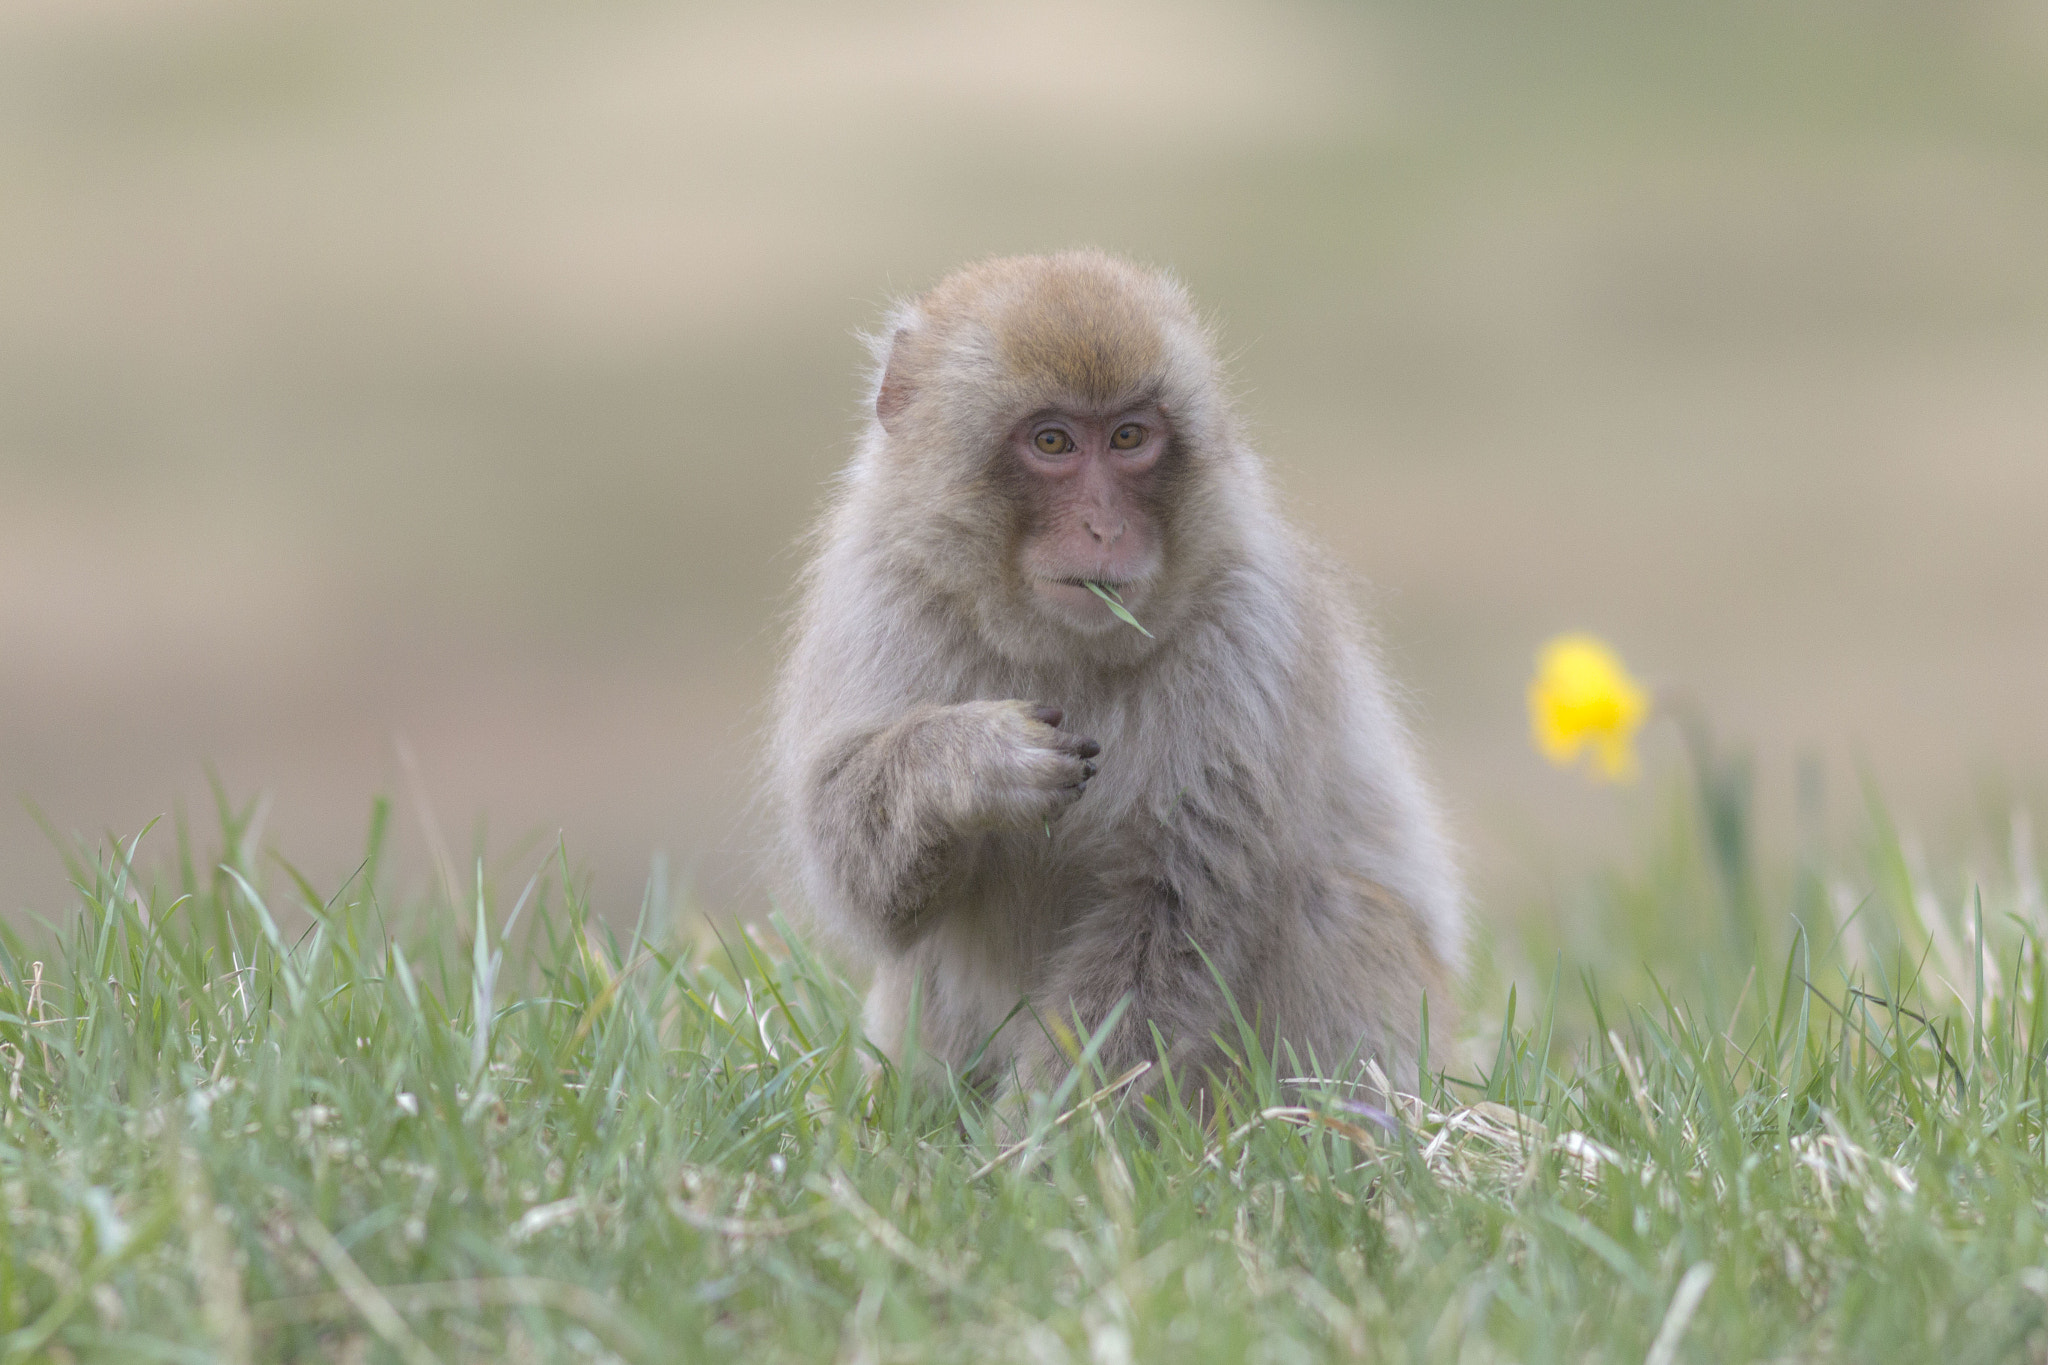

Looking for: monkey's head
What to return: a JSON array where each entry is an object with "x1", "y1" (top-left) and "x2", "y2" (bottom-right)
[{"x1": 865, "y1": 250, "x2": 1245, "y2": 663}]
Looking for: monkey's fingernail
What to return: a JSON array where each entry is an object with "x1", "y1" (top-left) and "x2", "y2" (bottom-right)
[
  {"x1": 1031, "y1": 705, "x2": 1063, "y2": 728},
  {"x1": 1081, "y1": 761, "x2": 1098, "y2": 780},
  {"x1": 1076, "y1": 739, "x2": 1101, "y2": 759}
]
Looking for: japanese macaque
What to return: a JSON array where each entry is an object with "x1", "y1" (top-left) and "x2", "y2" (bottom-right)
[{"x1": 769, "y1": 251, "x2": 1462, "y2": 1113}]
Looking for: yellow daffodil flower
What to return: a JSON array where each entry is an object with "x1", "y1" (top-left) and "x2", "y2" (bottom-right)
[{"x1": 1528, "y1": 634, "x2": 1650, "y2": 782}]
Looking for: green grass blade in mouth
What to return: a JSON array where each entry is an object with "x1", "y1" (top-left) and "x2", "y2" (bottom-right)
[{"x1": 1083, "y1": 580, "x2": 1154, "y2": 638}]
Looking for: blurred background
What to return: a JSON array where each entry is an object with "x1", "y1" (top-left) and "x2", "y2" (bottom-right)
[{"x1": 3, "y1": 0, "x2": 2046, "y2": 933}]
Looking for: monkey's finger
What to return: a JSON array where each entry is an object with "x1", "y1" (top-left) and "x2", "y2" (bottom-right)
[
  {"x1": 1047, "y1": 782, "x2": 1087, "y2": 811},
  {"x1": 1030, "y1": 705, "x2": 1064, "y2": 728},
  {"x1": 1046, "y1": 731, "x2": 1100, "y2": 760},
  {"x1": 1054, "y1": 756, "x2": 1095, "y2": 792}
]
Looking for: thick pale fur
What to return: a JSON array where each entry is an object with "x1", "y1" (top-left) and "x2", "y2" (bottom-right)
[{"x1": 770, "y1": 250, "x2": 1463, "y2": 1107}]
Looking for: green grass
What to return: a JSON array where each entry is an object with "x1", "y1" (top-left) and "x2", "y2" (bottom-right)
[{"x1": 4, "y1": 757, "x2": 2048, "y2": 1364}]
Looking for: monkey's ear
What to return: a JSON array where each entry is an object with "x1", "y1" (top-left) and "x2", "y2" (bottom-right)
[{"x1": 875, "y1": 329, "x2": 913, "y2": 433}]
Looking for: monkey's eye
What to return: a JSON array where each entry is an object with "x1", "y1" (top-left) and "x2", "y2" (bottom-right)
[
  {"x1": 1110, "y1": 423, "x2": 1145, "y2": 450},
  {"x1": 1033, "y1": 429, "x2": 1074, "y2": 456}
]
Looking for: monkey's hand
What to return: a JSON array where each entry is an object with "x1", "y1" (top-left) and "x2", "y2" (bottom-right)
[
  {"x1": 797, "y1": 700, "x2": 1100, "y2": 950},
  {"x1": 932, "y1": 701, "x2": 1100, "y2": 831}
]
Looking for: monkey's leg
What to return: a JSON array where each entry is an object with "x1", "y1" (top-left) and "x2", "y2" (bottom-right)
[{"x1": 999, "y1": 876, "x2": 1248, "y2": 1123}]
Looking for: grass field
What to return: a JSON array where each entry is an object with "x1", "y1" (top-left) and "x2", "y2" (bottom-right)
[{"x1": 5, "y1": 751, "x2": 2048, "y2": 1364}]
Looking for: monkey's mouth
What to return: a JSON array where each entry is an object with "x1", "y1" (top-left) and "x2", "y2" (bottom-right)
[
  {"x1": 1030, "y1": 575, "x2": 1154, "y2": 635},
  {"x1": 1037, "y1": 576, "x2": 1136, "y2": 601}
]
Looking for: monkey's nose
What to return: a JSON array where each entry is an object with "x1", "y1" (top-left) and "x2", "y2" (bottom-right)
[{"x1": 1084, "y1": 517, "x2": 1128, "y2": 545}]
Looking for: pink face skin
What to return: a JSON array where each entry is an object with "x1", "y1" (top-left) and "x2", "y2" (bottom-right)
[{"x1": 1011, "y1": 403, "x2": 1169, "y2": 629}]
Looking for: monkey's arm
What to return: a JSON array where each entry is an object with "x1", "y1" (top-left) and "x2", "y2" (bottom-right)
[{"x1": 796, "y1": 699, "x2": 1097, "y2": 951}]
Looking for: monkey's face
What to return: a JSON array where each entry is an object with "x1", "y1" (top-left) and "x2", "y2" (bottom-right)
[{"x1": 1007, "y1": 402, "x2": 1169, "y2": 632}]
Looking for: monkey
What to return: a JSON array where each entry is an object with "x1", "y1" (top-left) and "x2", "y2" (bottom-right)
[{"x1": 768, "y1": 250, "x2": 1463, "y2": 1118}]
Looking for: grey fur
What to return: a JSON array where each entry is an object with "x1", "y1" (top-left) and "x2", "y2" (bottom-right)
[{"x1": 769, "y1": 251, "x2": 1463, "y2": 1108}]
